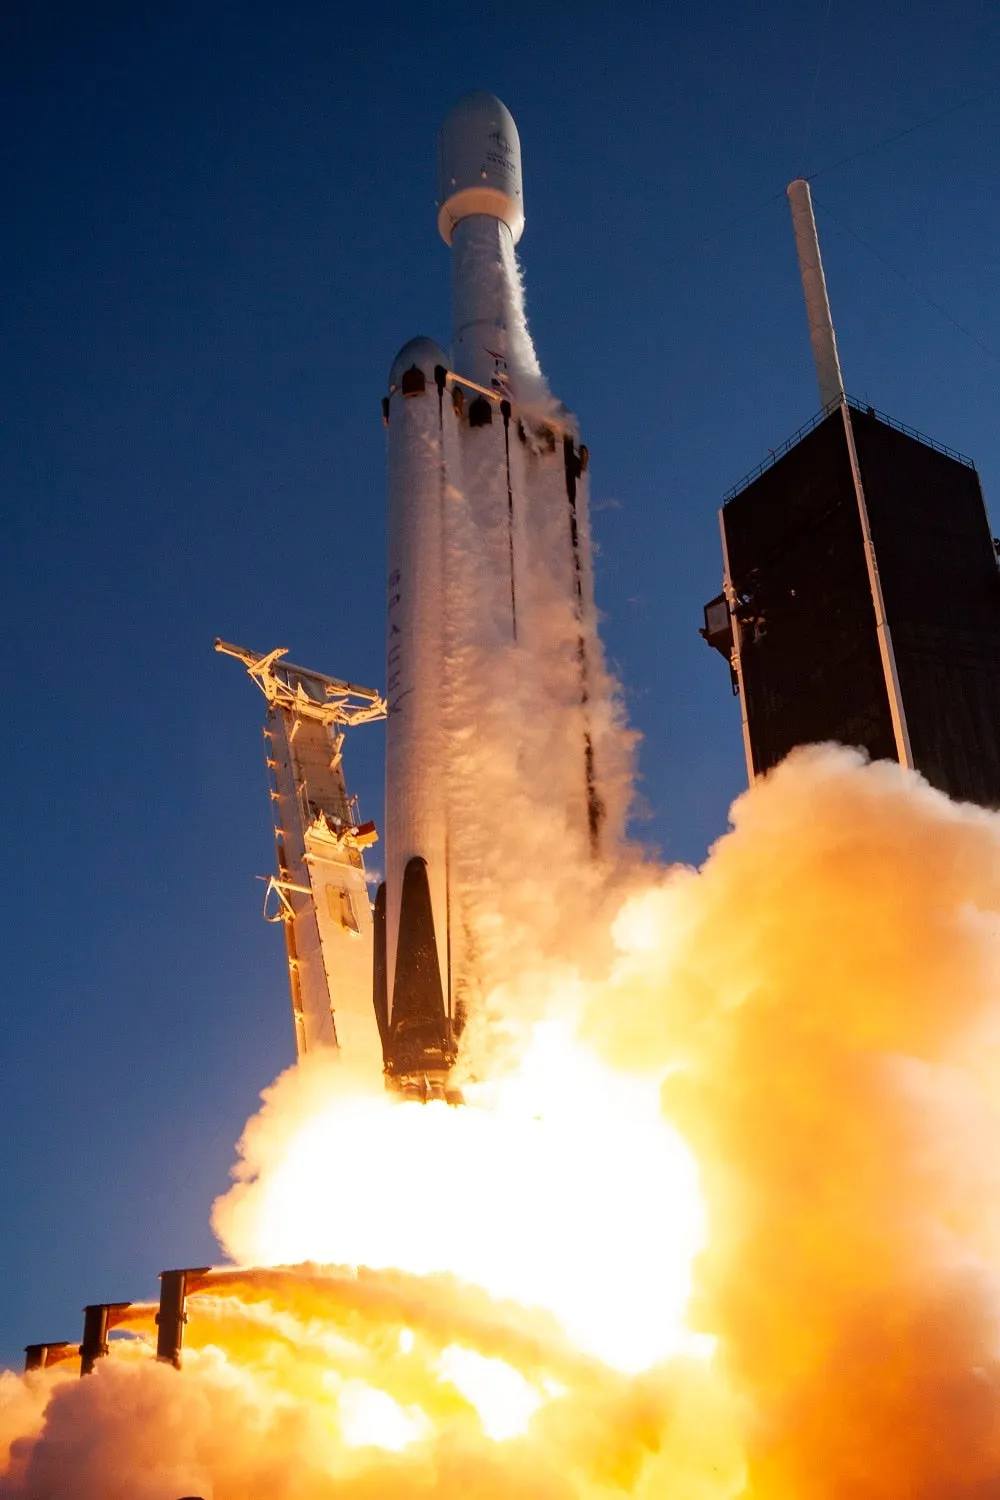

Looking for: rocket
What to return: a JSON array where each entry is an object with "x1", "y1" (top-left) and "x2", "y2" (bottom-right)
[{"x1": 374, "y1": 93, "x2": 613, "y2": 1100}]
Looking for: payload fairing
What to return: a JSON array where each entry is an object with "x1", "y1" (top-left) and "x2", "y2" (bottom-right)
[{"x1": 377, "y1": 93, "x2": 617, "y2": 1098}]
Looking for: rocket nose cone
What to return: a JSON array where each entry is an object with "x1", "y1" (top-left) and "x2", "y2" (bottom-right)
[
  {"x1": 388, "y1": 336, "x2": 447, "y2": 392},
  {"x1": 441, "y1": 89, "x2": 516, "y2": 135},
  {"x1": 437, "y1": 91, "x2": 524, "y2": 246}
]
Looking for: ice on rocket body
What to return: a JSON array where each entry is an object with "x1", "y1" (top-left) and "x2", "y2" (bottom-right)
[{"x1": 375, "y1": 93, "x2": 606, "y2": 1097}]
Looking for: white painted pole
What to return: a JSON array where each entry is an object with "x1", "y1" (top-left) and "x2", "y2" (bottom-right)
[
  {"x1": 838, "y1": 404, "x2": 915, "y2": 769},
  {"x1": 787, "y1": 179, "x2": 845, "y2": 410}
]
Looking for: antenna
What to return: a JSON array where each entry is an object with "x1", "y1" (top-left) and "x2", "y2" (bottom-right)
[{"x1": 787, "y1": 178, "x2": 845, "y2": 409}]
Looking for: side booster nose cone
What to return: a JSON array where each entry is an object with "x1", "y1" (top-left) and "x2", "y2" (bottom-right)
[{"x1": 377, "y1": 337, "x2": 464, "y2": 1104}]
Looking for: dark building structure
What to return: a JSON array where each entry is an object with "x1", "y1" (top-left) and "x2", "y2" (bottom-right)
[
  {"x1": 703, "y1": 395, "x2": 1000, "y2": 807},
  {"x1": 704, "y1": 178, "x2": 1000, "y2": 807}
]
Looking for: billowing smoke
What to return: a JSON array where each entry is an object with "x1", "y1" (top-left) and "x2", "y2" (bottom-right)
[
  {"x1": 6, "y1": 744, "x2": 1000, "y2": 1497},
  {"x1": 587, "y1": 743, "x2": 1000, "y2": 1498}
]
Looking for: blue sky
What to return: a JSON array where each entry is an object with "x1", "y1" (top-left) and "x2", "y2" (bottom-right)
[{"x1": 1, "y1": 0, "x2": 997, "y2": 1366}]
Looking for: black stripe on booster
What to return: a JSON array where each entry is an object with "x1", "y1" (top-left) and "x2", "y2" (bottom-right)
[
  {"x1": 389, "y1": 857, "x2": 452, "y2": 1077},
  {"x1": 372, "y1": 881, "x2": 388, "y2": 1051},
  {"x1": 501, "y1": 400, "x2": 517, "y2": 642},
  {"x1": 434, "y1": 364, "x2": 453, "y2": 1019},
  {"x1": 564, "y1": 434, "x2": 604, "y2": 857}
]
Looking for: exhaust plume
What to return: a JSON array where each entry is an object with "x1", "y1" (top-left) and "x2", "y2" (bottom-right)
[
  {"x1": 587, "y1": 744, "x2": 1000, "y2": 1498},
  {"x1": 6, "y1": 746, "x2": 1000, "y2": 1496}
]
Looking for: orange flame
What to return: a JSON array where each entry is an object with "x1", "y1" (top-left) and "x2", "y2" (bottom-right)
[{"x1": 7, "y1": 748, "x2": 1000, "y2": 1498}]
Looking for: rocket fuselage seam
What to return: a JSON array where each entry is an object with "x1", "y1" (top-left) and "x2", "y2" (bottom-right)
[
  {"x1": 563, "y1": 435, "x2": 603, "y2": 857},
  {"x1": 436, "y1": 372, "x2": 454, "y2": 1030},
  {"x1": 501, "y1": 400, "x2": 518, "y2": 642}
]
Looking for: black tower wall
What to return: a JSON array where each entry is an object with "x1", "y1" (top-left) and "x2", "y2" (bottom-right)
[
  {"x1": 718, "y1": 402, "x2": 1000, "y2": 806},
  {"x1": 852, "y1": 409, "x2": 1000, "y2": 806}
]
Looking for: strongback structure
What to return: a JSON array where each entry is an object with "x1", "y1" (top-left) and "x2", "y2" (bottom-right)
[
  {"x1": 216, "y1": 641, "x2": 386, "y2": 1057},
  {"x1": 703, "y1": 180, "x2": 1000, "y2": 807}
]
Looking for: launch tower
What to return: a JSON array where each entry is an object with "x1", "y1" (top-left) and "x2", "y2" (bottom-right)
[
  {"x1": 216, "y1": 641, "x2": 386, "y2": 1059},
  {"x1": 703, "y1": 181, "x2": 1000, "y2": 806}
]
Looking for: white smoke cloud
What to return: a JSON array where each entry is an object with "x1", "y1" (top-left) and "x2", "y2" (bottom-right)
[{"x1": 8, "y1": 748, "x2": 1000, "y2": 1496}]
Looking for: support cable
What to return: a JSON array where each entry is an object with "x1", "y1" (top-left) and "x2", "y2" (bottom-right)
[
  {"x1": 806, "y1": 82, "x2": 999, "y2": 183},
  {"x1": 657, "y1": 84, "x2": 998, "y2": 279},
  {"x1": 797, "y1": 0, "x2": 836, "y2": 176},
  {"x1": 811, "y1": 194, "x2": 1000, "y2": 366}
]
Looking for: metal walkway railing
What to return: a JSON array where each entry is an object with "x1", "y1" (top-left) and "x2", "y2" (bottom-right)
[{"x1": 722, "y1": 394, "x2": 976, "y2": 504}]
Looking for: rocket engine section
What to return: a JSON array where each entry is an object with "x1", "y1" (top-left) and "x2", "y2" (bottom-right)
[{"x1": 378, "y1": 94, "x2": 611, "y2": 1101}]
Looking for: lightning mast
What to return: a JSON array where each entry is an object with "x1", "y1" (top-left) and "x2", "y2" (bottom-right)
[{"x1": 216, "y1": 640, "x2": 386, "y2": 1062}]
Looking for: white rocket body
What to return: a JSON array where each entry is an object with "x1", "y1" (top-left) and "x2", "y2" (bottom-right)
[{"x1": 377, "y1": 94, "x2": 618, "y2": 1095}]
